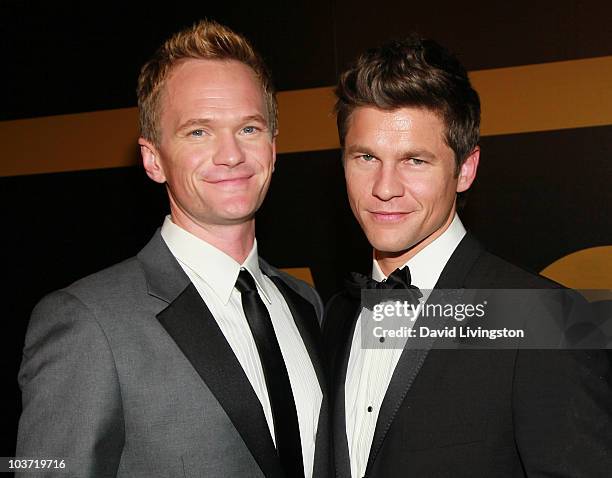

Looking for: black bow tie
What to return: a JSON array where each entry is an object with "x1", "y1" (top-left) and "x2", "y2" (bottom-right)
[{"x1": 345, "y1": 267, "x2": 423, "y2": 309}]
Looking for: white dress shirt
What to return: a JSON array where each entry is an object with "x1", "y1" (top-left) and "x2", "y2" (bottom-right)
[
  {"x1": 160, "y1": 217, "x2": 322, "y2": 478},
  {"x1": 345, "y1": 214, "x2": 466, "y2": 478}
]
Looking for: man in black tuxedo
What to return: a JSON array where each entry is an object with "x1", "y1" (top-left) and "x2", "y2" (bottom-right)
[{"x1": 324, "y1": 36, "x2": 612, "y2": 477}]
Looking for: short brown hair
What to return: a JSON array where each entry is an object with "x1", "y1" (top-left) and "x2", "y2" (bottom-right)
[
  {"x1": 137, "y1": 20, "x2": 277, "y2": 145},
  {"x1": 335, "y1": 36, "x2": 480, "y2": 170}
]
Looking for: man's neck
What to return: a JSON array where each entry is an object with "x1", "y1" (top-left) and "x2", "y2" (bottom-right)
[{"x1": 169, "y1": 210, "x2": 255, "y2": 264}]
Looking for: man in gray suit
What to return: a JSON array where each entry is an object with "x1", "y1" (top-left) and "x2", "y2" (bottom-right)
[{"x1": 17, "y1": 20, "x2": 329, "y2": 478}]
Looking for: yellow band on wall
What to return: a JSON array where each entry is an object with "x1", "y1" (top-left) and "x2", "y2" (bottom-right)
[
  {"x1": 1, "y1": 108, "x2": 140, "y2": 177},
  {"x1": 2, "y1": 56, "x2": 612, "y2": 177},
  {"x1": 541, "y1": 246, "x2": 612, "y2": 290},
  {"x1": 473, "y1": 56, "x2": 612, "y2": 137},
  {"x1": 279, "y1": 267, "x2": 315, "y2": 287}
]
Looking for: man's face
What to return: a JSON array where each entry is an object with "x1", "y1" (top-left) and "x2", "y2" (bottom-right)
[
  {"x1": 140, "y1": 59, "x2": 275, "y2": 230},
  {"x1": 343, "y1": 106, "x2": 478, "y2": 260}
]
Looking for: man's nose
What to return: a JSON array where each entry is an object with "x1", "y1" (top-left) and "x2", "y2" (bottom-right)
[
  {"x1": 372, "y1": 162, "x2": 403, "y2": 201},
  {"x1": 213, "y1": 132, "x2": 246, "y2": 167}
]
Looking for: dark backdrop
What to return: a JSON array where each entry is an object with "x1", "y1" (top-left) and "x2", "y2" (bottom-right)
[{"x1": 2, "y1": 0, "x2": 611, "y2": 456}]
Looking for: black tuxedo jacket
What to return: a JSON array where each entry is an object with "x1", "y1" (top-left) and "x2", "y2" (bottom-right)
[{"x1": 324, "y1": 233, "x2": 612, "y2": 477}]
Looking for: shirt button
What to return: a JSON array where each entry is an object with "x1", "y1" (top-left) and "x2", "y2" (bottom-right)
[{"x1": 367, "y1": 405, "x2": 373, "y2": 412}]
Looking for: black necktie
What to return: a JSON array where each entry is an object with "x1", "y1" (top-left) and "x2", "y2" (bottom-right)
[
  {"x1": 345, "y1": 266, "x2": 423, "y2": 309},
  {"x1": 235, "y1": 269, "x2": 305, "y2": 478}
]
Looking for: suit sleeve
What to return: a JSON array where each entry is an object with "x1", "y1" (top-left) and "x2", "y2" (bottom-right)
[
  {"x1": 513, "y1": 348, "x2": 612, "y2": 477},
  {"x1": 17, "y1": 290, "x2": 124, "y2": 478}
]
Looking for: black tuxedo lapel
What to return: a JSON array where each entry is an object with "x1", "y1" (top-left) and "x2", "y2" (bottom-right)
[
  {"x1": 324, "y1": 292, "x2": 362, "y2": 478},
  {"x1": 364, "y1": 317, "x2": 443, "y2": 472},
  {"x1": 434, "y1": 233, "x2": 484, "y2": 290},
  {"x1": 270, "y1": 277, "x2": 325, "y2": 389},
  {"x1": 270, "y1": 276, "x2": 331, "y2": 477},
  {"x1": 364, "y1": 233, "x2": 485, "y2": 474},
  {"x1": 157, "y1": 283, "x2": 284, "y2": 478}
]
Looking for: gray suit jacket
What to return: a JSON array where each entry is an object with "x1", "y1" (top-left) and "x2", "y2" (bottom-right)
[{"x1": 17, "y1": 231, "x2": 330, "y2": 477}]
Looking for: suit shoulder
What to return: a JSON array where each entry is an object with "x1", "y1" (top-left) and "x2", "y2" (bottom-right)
[
  {"x1": 322, "y1": 290, "x2": 356, "y2": 333},
  {"x1": 261, "y1": 261, "x2": 324, "y2": 321},
  {"x1": 27, "y1": 256, "x2": 156, "y2": 362},
  {"x1": 33, "y1": 256, "x2": 148, "y2": 318},
  {"x1": 324, "y1": 290, "x2": 354, "y2": 314},
  {"x1": 67, "y1": 256, "x2": 145, "y2": 297},
  {"x1": 469, "y1": 250, "x2": 561, "y2": 289}
]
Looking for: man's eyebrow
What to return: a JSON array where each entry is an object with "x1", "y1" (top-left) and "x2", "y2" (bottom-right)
[
  {"x1": 177, "y1": 114, "x2": 268, "y2": 131},
  {"x1": 241, "y1": 114, "x2": 268, "y2": 125},
  {"x1": 344, "y1": 144, "x2": 377, "y2": 156},
  {"x1": 177, "y1": 118, "x2": 213, "y2": 131},
  {"x1": 344, "y1": 144, "x2": 436, "y2": 159},
  {"x1": 400, "y1": 148, "x2": 436, "y2": 160}
]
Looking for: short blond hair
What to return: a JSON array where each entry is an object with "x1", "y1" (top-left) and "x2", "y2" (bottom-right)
[{"x1": 137, "y1": 20, "x2": 277, "y2": 145}]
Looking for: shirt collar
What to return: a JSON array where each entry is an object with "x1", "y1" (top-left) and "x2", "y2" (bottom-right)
[
  {"x1": 160, "y1": 215, "x2": 270, "y2": 305},
  {"x1": 241, "y1": 244, "x2": 272, "y2": 304},
  {"x1": 372, "y1": 213, "x2": 466, "y2": 290}
]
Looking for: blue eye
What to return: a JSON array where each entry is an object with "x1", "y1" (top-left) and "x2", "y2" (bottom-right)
[
  {"x1": 361, "y1": 154, "x2": 374, "y2": 161},
  {"x1": 410, "y1": 158, "x2": 425, "y2": 165},
  {"x1": 190, "y1": 129, "x2": 204, "y2": 137},
  {"x1": 242, "y1": 126, "x2": 258, "y2": 134}
]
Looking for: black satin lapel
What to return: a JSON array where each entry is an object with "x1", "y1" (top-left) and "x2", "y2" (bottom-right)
[
  {"x1": 364, "y1": 340, "x2": 435, "y2": 473},
  {"x1": 366, "y1": 301, "x2": 452, "y2": 472},
  {"x1": 312, "y1": 386, "x2": 331, "y2": 478},
  {"x1": 435, "y1": 233, "x2": 484, "y2": 289},
  {"x1": 365, "y1": 234, "x2": 485, "y2": 472},
  {"x1": 325, "y1": 292, "x2": 361, "y2": 478},
  {"x1": 157, "y1": 283, "x2": 283, "y2": 478},
  {"x1": 270, "y1": 277, "x2": 332, "y2": 477}
]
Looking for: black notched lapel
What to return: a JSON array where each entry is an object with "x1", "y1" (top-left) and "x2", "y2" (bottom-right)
[
  {"x1": 141, "y1": 231, "x2": 331, "y2": 477},
  {"x1": 362, "y1": 234, "x2": 483, "y2": 473},
  {"x1": 328, "y1": 234, "x2": 486, "y2": 477},
  {"x1": 363, "y1": 234, "x2": 485, "y2": 474},
  {"x1": 157, "y1": 283, "x2": 284, "y2": 478}
]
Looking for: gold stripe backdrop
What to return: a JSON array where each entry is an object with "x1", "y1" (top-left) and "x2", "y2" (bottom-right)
[{"x1": 1, "y1": 56, "x2": 612, "y2": 177}]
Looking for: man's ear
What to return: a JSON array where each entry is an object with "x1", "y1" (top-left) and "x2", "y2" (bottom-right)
[
  {"x1": 139, "y1": 137, "x2": 166, "y2": 184},
  {"x1": 271, "y1": 133, "x2": 277, "y2": 173},
  {"x1": 456, "y1": 146, "x2": 480, "y2": 193}
]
